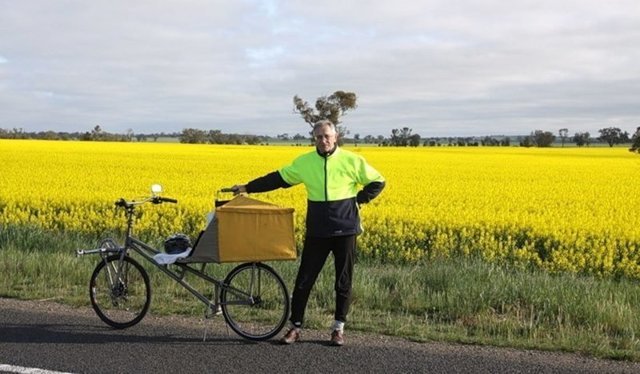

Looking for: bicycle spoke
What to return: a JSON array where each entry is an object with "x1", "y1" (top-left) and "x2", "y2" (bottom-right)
[
  {"x1": 220, "y1": 263, "x2": 289, "y2": 341},
  {"x1": 89, "y1": 255, "x2": 151, "y2": 329}
]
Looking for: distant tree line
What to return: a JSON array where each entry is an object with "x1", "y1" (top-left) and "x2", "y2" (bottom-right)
[
  {"x1": 362, "y1": 127, "x2": 512, "y2": 147},
  {"x1": 349, "y1": 126, "x2": 634, "y2": 150},
  {"x1": 179, "y1": 128, "x2": 267, "y2": 145},
  {"x1": 0, "y1": 125, "x2": 170, "y2": 142},
  {"x1": 2, "y1": 125, "x2": 639, "y2": 153},
  {"x1": 372, "y1": 126, "x2": 636, "y2": 150}
]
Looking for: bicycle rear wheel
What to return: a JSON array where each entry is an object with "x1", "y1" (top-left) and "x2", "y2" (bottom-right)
[
  {"x1": 220, "y1": 262, "x2": 289, "y2": 341},
  {"x1": 89, "y1": 255, "x2": 151, "y2": 329}
]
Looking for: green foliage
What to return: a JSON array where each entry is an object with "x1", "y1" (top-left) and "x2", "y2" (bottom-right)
[
  {"x1": 573, "y1": 131, "x2": 591, "y2": 147},
  {"x1": 389, "y1": 127, "x2": 421, "y2": 147},
  {"x1": 179, "y1": 128, "x2": 265, "y2": 145},
  {"x1": 179, "y1": 128, "x2": 208, "y2": 143},
  {"x1": 630, "y1": 127, "x2": 640, "y2": 153},
  {"x1": 598, "y1": 127, "x2": 625, "y2": 147},
  {"x1": 531, "y1": 130, "x2": 555, "y2": 147},
  {"x1": 520, "y1": 131, "x2": 555, "y2": 147},
  {"x1": 293, "y1": 91, "x2": 357, "y2": 126},
  {"x1": 558, "y1": 128, "x2": 569, "y2": 147},
  {"x1": 292, "y1": 91, "x2": 358, "y2": 142}
]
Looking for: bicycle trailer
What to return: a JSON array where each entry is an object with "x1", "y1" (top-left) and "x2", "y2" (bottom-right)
[{"x1": 180, "y1": 195, "x2": 297, "y2": 263}]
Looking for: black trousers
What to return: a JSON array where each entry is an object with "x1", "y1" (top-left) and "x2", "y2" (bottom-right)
[{"x1": 290, "y1": 235, "x2": 356, "y2": 327}]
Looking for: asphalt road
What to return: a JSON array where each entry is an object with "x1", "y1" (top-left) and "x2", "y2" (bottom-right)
[{"x1": 1, "y1": 298, "x2": 638, "y2": 374}]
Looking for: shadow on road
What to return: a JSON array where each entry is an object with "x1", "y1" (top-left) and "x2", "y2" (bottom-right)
[{"x1": 0, "y1": 321, "x2": 253, "y2": 346}]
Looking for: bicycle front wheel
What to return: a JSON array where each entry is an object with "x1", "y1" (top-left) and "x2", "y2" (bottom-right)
[
  {"x1": 220, "y1": 262, "x2": 289, "y2": 341},
  {"x1": 89, "y1": 255, "x2": 151, "y2": 329}
]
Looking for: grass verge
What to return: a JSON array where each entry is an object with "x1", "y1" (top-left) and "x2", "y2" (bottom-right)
[{"x1": 1, "y1": 225, "x2": 639, "y2": 360}]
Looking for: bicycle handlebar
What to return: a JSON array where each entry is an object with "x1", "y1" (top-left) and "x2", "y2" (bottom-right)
[
  {"x1": 114, "y1": 188, "x2": 234, "y2": 209},
  {"x1": 114, "y1": 196, "x2": 177, "y2": 209},
  {"x1": 155, "y1": 196, "x2": 178, "y2": 204}
]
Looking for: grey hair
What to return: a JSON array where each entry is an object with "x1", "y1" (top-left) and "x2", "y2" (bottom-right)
[{"x1": 312, "y1": 119, "x2": 337, "y2": 134}]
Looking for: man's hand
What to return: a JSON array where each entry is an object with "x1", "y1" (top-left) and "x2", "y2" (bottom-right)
[{"x1": 231, "y1": 184, "x2": 247, "y2": 195}]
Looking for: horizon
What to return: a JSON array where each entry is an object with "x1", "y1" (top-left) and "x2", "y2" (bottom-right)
[{"x1": 4, "y1": 126, "x2": 632, "y2": 141}]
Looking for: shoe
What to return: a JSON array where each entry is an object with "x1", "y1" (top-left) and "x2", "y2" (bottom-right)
[
  {"x1": 330, "y1": 330, "x2": 344, "y2": 346},
  {"x1": 280, "y1": 328, "x2": 300, "y2": 345}
]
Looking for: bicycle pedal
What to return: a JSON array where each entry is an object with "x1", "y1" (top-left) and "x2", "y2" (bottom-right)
[{"x1": 204, "y1": 305, "x2": 222, "y2": 318}]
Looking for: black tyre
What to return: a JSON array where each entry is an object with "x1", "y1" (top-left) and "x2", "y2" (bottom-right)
[
  {"x1": 220, "y1": 262, "x2": 289, "y2": 341},
  {"x1": 89, "y1": 255, "x2": 151, "y2": 329}
]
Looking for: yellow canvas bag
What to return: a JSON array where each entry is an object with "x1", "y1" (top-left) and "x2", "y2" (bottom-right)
[{"x1": 185, "y1": 195, "x2": 296, "y2": 263}]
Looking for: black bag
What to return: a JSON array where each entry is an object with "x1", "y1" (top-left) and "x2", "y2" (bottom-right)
[{"x1": 163, "y1": 233, "x2": 192, "y2": 254}]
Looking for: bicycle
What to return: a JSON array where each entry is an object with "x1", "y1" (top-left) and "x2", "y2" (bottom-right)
[{"x1": 76, "y1": 185, "x2": 291, "y2": 341}]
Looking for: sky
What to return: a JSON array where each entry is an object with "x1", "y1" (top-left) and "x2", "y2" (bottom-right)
[{"x1": 1, "y1": 0, "x2": 639, "y2": 137}]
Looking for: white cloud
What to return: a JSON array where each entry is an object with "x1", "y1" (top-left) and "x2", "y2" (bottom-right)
[{"x1": 0, "y1": 0, "x2": 639, "y2": 136}]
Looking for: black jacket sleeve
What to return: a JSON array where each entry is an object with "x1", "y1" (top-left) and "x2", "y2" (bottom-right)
[
  {"x1": 356, "y1": 181, "x2": 385, "y2": 204},
  {"x1": 246, "y1": 171, "x2": 292, "y2": 193}
]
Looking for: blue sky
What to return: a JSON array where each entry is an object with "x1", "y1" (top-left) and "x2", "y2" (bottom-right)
[{"x1": 1, "y1": 0, "x2": 639, "y2": 137}]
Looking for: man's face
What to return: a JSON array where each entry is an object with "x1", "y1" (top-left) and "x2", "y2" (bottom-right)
[{"x1": 314, "y1": 124, "x2": 337, "y2": 154}]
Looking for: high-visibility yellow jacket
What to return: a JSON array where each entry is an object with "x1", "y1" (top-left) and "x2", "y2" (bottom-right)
[{"x1": 246, "y1": 146, "x2": 385, "y2": 237}]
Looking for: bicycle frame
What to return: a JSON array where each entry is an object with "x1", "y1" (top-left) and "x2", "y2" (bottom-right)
[{"x1": 76, "y1": 203, "x2": 259, "y2": 314}]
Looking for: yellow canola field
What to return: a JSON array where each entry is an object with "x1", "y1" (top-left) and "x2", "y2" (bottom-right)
[{"x1": 1, "y1": 140, "x2": 640, "y2": 278}]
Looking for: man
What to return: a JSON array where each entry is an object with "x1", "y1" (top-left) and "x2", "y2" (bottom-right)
[{"x1": 232, "y1": 119, "x2": 385, "y2": 346}]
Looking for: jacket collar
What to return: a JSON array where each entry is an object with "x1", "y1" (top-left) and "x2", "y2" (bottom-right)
[{"x1": 316, "y1": 145, "x2": 339, "y2": 158}]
